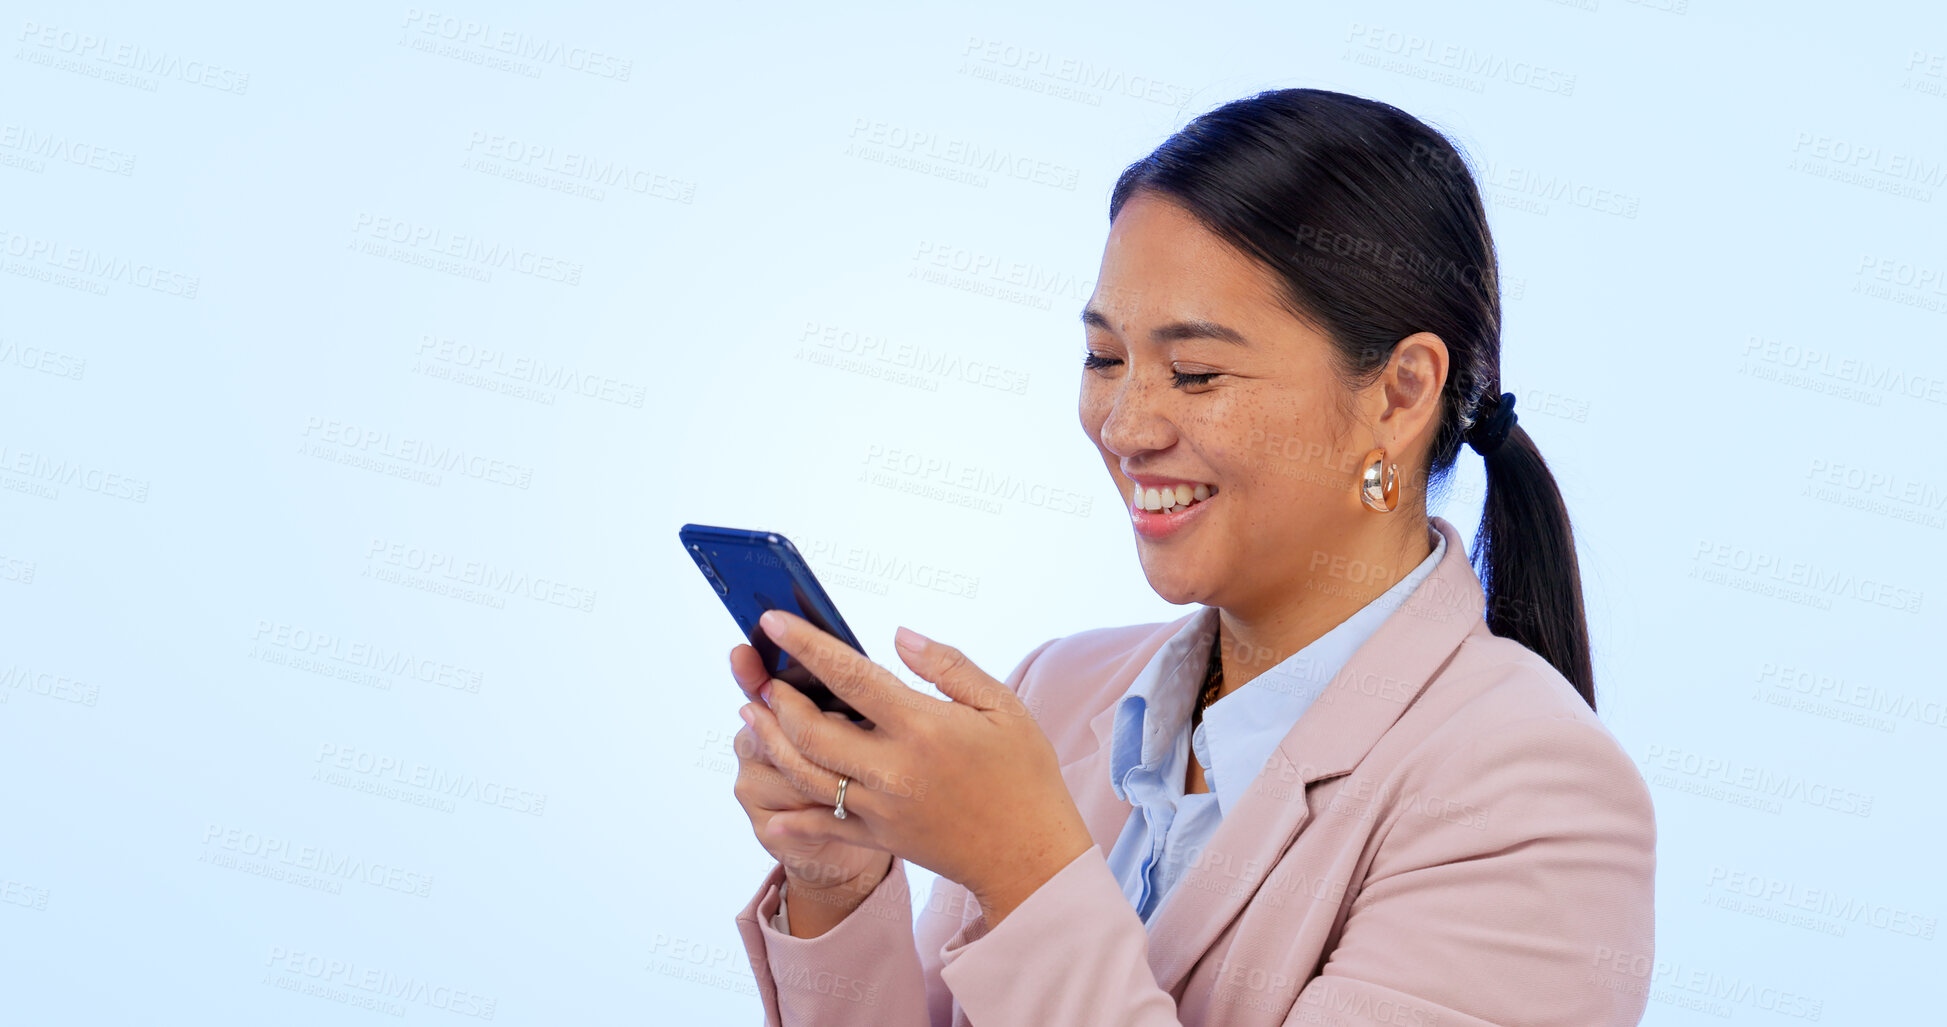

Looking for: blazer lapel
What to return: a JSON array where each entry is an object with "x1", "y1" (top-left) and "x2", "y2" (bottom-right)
[{"x1": 1139, "y1": 516, "x2": 1488, "y2": 995}]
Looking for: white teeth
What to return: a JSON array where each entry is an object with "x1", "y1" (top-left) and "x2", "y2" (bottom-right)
[{"x1": 1132, "y1": 482, "x2": 1217, "y2": 513}]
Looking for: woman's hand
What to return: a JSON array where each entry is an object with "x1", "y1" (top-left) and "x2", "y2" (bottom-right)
[
  {"x1": 729, "y1": 643, "x2": 891, "y2": 935},
  {"x1": 747, "y1": 609, "x2": 1093, "y2": 925}
]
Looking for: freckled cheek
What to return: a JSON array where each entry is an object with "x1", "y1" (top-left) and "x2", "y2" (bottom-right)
[
  {"x1": 1183, "y1": 400, "x2": 1268, "y2": 490},
  {"x1": 1206, "y1": 448, "x2": 1280, "y2": 501},
  {"x1": 1196, "y1": 402, "x2": 1337, "y2": 502}
]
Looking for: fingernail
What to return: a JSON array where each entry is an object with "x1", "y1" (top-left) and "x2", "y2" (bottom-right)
[
  {"x1": 739, "y1": 705, "x2": 755, "y2": 727},
  {"x1": 758, "y1": 610, "x2": 783, "y2": 637},
  {"x1": 894, "y1": 626, "x2": 930, "y2": 653},
  {"x1": 759, "y1": 680, "x2": 773, "y2": 704}
]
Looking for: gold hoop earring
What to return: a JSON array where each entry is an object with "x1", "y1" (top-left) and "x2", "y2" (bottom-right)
[{"x1": 1360, "y1": 448, "x2": 1399, "y2": 513}]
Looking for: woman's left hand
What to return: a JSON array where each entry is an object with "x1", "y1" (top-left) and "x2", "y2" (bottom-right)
[{"x1": 743, "y1": 609, "x2": 1094, "y2": 925}]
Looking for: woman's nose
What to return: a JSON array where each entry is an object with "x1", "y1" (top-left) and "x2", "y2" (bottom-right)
[{"x1": 1096, "y1": 380, "x2": 1176, "y2": 458}]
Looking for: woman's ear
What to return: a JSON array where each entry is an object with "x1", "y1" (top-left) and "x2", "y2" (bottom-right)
[{"x1": 1375, "y1": 331, "x2": 1450, "y2": 448}]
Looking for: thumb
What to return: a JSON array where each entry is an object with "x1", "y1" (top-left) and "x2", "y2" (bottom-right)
[{"x1": 893, "y1": 627, "x2": 1014, "y2": 711}]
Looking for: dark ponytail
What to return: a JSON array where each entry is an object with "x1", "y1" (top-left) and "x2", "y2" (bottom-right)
[
  {"x1": 1472, "y1": 414, "x2": 1595, "y2": 709},
  {"x1": 1109, "y1": 88, "x2": 1597, "y2": 710}
]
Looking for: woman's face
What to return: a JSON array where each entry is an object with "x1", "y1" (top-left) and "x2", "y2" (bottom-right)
[{"x1": 1078, "y1": 191, "x2": 1385, "y2": 612}]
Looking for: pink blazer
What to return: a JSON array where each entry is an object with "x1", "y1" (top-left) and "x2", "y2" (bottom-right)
[{"x1": 734, "y1": 516, "x2": 1657, "y2": 1025}]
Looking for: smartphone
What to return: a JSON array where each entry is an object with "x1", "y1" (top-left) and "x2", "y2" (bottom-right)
[{"x1": 679, "y1": 523, "x2": 870, "y2": 724}]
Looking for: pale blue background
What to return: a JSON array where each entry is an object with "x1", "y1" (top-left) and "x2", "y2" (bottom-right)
[{"x1": 3, "y1": 1, "x2": 1943, "y2": 1023}]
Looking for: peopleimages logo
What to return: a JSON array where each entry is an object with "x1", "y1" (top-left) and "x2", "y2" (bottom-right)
[
  {"x1": 300, "y1": 415, "x2": 535, "y2": 489},
  {"x1": 0, "y1": 662, "x2": 99, "y2": 706},
  {"x1": 14, "y1": 20, "x2": 250, "y2": 94},
  {"x1": 461, "y1": 132, "x2": 691, "y2": 201},
  {"x1": 414, "y1": 335, "x2": 648, "y2": 408},
  {"x1": 0, "y1": 338, "x2": 86, "y2": 380},
  {"x1": 1757, "y1": 661, "x2": 1947, "y2": 731},
  {"x1": 0, "y1": 441, "x2": 150, "y2": 502},
  {"x1": 314, "y1": 742, "x2": 547, "y2": 816},
  {"x1": 1706, "y1": 864, "x2": 1937, "y2": 939},
  {"x1": 349, "y1": 213, "x2": 583, "y2": 285},
  {"x1": 1639, "y1": 743, "x2": 1875, "y2": 818},
  {"x1": 801, "y1": 321, "x2": 1030, "y2": 396},
  {"x1": 363, "y1": 538, "x2": 597, "y2": 613},
  {"x1": 201, "y1": 824, "x2": 435, "y2": 898},
  {"x1": 400, "y1": 8, "x2": 633, "y2": 80},
  {"x1": 1689, "y1": 538, "x2": 1924, "y2": 614},
  {"x1": 860, "y1": 444, "x2": 1094, "y2": 517},
  {"x1": 263, "y1": 944, "x2": 498, "y2": 1019},
  {"x1": 0, "y1": 123, "x2": 136, "y2": 175},
  {"x1": 252, "y1": 619, "x2": 485, "y2": 693},
  {"x1": 848, "y1": 117, "x2": 1080, "y2": 191},
  {"x1": 1343, "y1": 22, "x2": 1576, "y2": 96},
  {"x1": 0, "y1": 227, "x2": 199, "y2": 297}
]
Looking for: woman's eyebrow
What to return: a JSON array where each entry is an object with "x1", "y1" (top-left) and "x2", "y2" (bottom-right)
[{"x1": 1080, "y1": 307, "x2": 1252, "y2": 346}]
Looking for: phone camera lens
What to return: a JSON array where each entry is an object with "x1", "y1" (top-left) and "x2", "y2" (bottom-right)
[{"x1": 691, "y1": 547, "x2": 729, "y2": 595}]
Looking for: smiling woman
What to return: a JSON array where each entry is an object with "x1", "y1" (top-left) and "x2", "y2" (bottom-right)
[{"x1": 726, "y1": 88, "x2": 1654, "y2": 1027}]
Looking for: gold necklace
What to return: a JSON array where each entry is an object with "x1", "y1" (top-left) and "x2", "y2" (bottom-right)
[{"x1": 1191, "y1": 630, "x2": 1224, "y2": 730}]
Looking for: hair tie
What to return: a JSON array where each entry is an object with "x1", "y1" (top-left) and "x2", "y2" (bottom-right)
[{"x1": 1466, "y1": 391, "x2": 1518, "y2": 457}]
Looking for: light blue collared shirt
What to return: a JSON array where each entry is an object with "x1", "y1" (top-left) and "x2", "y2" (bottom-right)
[{"x1": 1103, "y1": 525, "x2": 1446, "y2": 925}]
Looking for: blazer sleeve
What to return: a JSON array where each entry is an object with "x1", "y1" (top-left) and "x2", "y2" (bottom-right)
[
  {"x1": 930, "y1": 843, "x2": 1185, "y2": 1024},
  {"x1": 731, "y1": 636, "x2": 1063, "y2": 1026},
  {"x1": 1286, "y1": 707, "x2": 1659, "y2": 1027},
  {"x1": 906, "y1": 636, "x2": 1186, "y2": 1025}
]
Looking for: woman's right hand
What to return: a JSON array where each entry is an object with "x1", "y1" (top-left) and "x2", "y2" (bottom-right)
[{"x1": 729, "y1": 643, "x2": 893, "y2": 934}]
